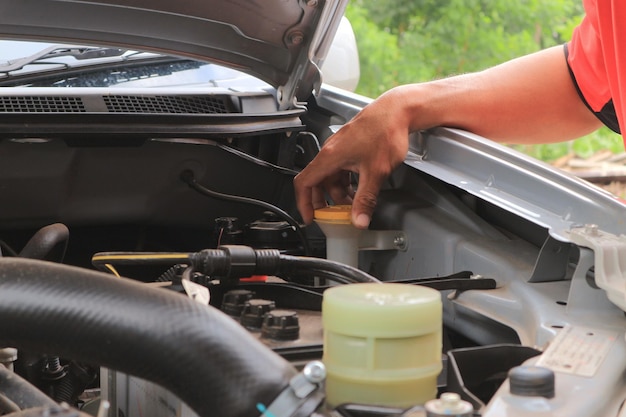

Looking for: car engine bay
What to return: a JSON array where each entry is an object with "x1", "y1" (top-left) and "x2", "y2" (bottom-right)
[{"x1": 1, "y1": 85, "x2": 626, "y2": 417}]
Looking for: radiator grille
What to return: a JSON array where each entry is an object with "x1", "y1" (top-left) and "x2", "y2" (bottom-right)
[
  {"x1": 103, "y1": 95, "x2": 231, "y2": 114},
  {"x1": 0, "y1": 96, "x2": 86, "y2": 112},
  {"x1": 0, "y1": 95, "x2": 234, "y2": 114}
]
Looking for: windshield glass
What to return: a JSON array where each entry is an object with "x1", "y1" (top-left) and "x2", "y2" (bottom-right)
[
  {"x1": 0, "y1": 40, "x2": 270, "y2": 89},
  {"x1": 0, "y1": 40, "x2": 59, "y2": 60}
]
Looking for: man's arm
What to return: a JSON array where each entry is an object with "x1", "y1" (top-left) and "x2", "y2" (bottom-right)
[{"x1": 294, "y1": 45, "x2": 603, "y2": 228}]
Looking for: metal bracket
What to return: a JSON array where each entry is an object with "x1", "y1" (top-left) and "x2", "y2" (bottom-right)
[
  {"x1": 568, "y1": 224, "x2": 626, "y2": 312},
  {"x1": 566, "y1": 247, "x2": 616, "y2": 313},
  {"x1": 359, "y1": 230, "x2": 408, "y2": 252},
  {"x1": 259, "y1": 361, "x2": 326, "y2": 417},
  {"x1": 529, "y1": 235, "x2": 573, "y2": 282}
]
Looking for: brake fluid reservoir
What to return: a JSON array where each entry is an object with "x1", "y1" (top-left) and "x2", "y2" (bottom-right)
[
  {"x1": 314, "y1": 205, "x2": 361, "y2": 267},
  {"x1": 323, "y1": 283, "x2": 442, "y2": 408}
]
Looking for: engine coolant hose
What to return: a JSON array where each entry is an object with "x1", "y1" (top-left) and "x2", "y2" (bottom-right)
[
  {"x1": 0, "y1": 258, "x2": 297, "y2": 417},
  {"x1": 0, "y1": 365, "x2": 57, "y2": 411}
]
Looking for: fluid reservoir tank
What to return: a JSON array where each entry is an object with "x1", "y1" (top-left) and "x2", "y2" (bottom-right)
[
  {"x1": 314, "y1": 205, "x2": 361, "y2": 268},
  {"x1": 323, "y1": 283, "x2": 442, "y2": 408}
]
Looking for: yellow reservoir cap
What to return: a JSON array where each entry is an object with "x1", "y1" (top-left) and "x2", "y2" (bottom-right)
[{"x1": 314, "y1": 205, "x2": 352, "y2": 224}]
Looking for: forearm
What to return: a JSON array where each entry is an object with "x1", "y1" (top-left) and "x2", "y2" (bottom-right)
[
  {"x1": 389, "y1": 45, "x2": 602, "y2": 144},
  {"x1": 294, "y1": 45, "x2": 605, "y2": 228}
]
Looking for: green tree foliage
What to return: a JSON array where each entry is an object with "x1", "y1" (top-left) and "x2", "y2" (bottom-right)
[
  {"x1": 347, "y1": 0, "x2": 584, "y2": 97},
  {"x1": 345, "y1": 4, "x2": 405, "y2": 96},
  {"x1": 345, "y1": 1, "x2": 623, "y2": 161}
]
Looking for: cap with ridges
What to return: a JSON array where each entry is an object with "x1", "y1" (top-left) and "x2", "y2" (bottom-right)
[
  {"x1": 509, "y1": 366, "x2": 555, "y2": 398},
  {"x1": 314, "y1": 205, "x2": 352, "y2": 223}
]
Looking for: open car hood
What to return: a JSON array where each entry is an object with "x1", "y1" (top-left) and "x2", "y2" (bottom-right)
[
  {"x1": 0, "y1": 0, "x2": 348, "y2": 109},
  {"x1": 405, "y1": 127, "x2": 626, "y2": 242}
]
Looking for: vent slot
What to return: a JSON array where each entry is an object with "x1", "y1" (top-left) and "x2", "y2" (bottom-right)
[
  {"x1": 103, "y1": 95, "x2": 232, "y2": 114},
  {"x1": 0, "y1": 96, "x2": 86, "y2": 112}
]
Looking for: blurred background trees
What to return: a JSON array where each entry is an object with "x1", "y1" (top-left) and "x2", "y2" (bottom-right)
[{"x1": 345, "y1": 0, "x2": 622, "y2": 160}]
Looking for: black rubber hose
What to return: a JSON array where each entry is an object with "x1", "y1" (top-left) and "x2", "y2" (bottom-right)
[
  {"x1": 0, "y1": 258, "x2": 296, "y2": 417},
  {"x1": 0, "y1": 364, "x2": 58, "y2": 411},
  {"x1": 19, "y1": 223, "x2": 69, "y2": 262}
]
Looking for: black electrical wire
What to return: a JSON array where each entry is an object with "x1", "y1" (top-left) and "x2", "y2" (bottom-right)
[
  {"x1": 296, "y1": 131, "x2": 321, "y2": 152},
  {"x1": 180, "y1": 169, "x2": 311, "y2": 256},
  {"x1": 91, "y1": 252, "x2": 190, "y2": 275},
  {"x1": 187, "y1": 247, "x2": 381, "y2": 284},
  {"x1": 94, "y1": 246, "x2": 381, "y2": 284},
  {"x1": 186, "y1": 246, "x2": 382, "y2": 284},
  {"x1": 278, "y1": 254, "x2": 381, "y2": 284},
  {"x1": 281, "y1": 267, "x2": 356, "y2": 285},
  {"x1": 216, "y1": 142, "x2": 300, "y2": 176}
]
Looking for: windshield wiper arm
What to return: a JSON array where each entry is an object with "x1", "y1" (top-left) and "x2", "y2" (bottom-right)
[{"x1": 0, "y1": 45, "x2": 128, "y2": 73}]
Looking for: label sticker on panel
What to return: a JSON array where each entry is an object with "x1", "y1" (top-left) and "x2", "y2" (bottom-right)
[{"x1": 536, "y1": 325, "x2": 619, "y2": 377}]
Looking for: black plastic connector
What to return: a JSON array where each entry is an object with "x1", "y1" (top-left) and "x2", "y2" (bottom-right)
[{"x1": 188, "y1": 245, "x2": 281, "y2": 279}]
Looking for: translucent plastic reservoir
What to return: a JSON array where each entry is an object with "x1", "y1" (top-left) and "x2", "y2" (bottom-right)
[
  {"x1": 314, "y1": 205, "x2": 361, "y2": 267},
  {"x1": 322, "y1": 283, "x2": 442, "y2": 408}
]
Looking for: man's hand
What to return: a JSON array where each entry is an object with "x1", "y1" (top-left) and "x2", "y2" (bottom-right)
[
  {"x1": 294, "y1": 89, "x2": 411, "y2": 229},
  {"x1": 294, "y1": 46, "x2": 602, "y2": 229}
]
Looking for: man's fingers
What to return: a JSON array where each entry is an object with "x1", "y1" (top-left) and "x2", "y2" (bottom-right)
[
  {"x1": 294, "y1": 142, "x2": 357, "y2": 224},
  {"x1": 295, "y1": 165, "x2": 344, "y2": 224},
  {"x1": 350, "y1": 171, "x2": 384, "y2": 229},
  {"x1": 325, "y1": 171, "x2": 354, "y2": 205}
]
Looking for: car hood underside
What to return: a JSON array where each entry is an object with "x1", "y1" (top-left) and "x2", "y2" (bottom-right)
[{"x1": 0, "y1": 0, "x2": 348, "y2": 109}]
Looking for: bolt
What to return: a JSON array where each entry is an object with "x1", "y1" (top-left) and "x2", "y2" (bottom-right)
[
  {"x1": 425, "y1": 392, "x2": 473, "y2": 416},
  {"x1": 585, "y1": 223, "x2": 599, "y2": 236},
  {"x1": 440, "y1": 392, "x2": 462, "y2": 409},
  {"x1": 303, "y1": 361, "x2": 326, "y2": 383},
  {"x1": 393, "y1": 234, "x2": 407, "y2": 250},
  {"x1": 289, "y1": 31, "x2": 304, "y2": 45}
]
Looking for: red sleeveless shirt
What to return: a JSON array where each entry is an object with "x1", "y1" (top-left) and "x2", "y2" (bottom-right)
[{"x1": 567, "y1": 0, "x2": 626, "y2": 135}]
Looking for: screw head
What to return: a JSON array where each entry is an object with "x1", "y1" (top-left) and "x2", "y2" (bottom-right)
[
  {"x1": 303, "y1": 361, "x2": 326, "y2": 383},
  {"x1": 288, "y1": 31, "x2": 304, "y2": 45},
  {"x1": 393, "y1": 234, "x2": 407, "y2": 250}
]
